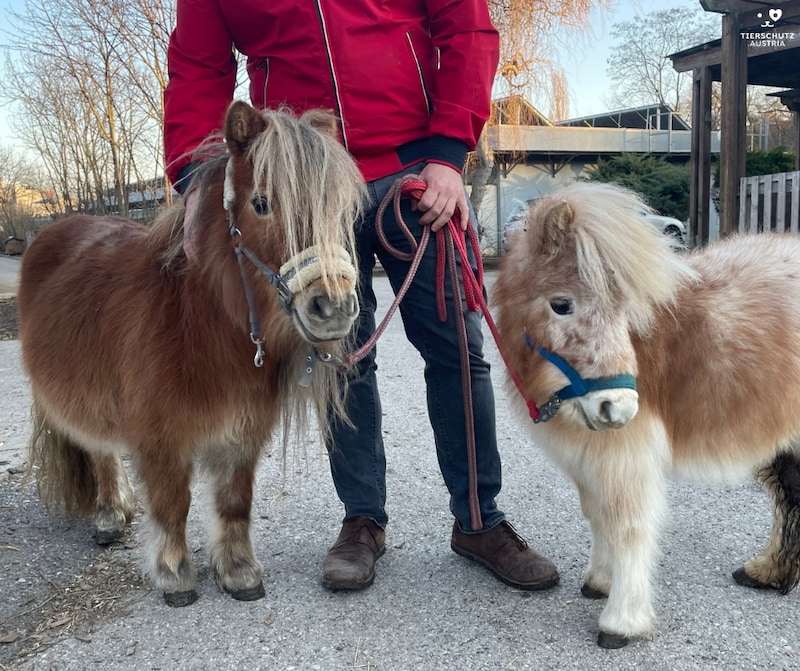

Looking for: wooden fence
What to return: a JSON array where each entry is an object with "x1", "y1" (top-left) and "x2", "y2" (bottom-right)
[{"x1": 739, "y1": 170, "x2": 800, "y2": 234}]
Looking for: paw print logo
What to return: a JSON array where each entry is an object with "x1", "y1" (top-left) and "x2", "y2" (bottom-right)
[{"x1": 757, "y1": 8, "x2": 783, "y2": 28}]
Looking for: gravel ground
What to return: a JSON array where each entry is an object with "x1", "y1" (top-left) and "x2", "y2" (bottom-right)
[{"x1": 0, "y1": 266, "x2": 798, "y2": 670}]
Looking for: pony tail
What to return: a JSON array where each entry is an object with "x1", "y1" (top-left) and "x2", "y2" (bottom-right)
[{"x1": 26, "y1": 405, "x2": 97, "y2": 518}]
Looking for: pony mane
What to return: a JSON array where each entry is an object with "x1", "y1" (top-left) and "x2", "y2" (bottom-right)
[
  {"x1": 547, "y1": 181, "x2": 699, "y2": 333},
  {"x1": 150, "y1": 110, "x2": 364, "y2": 452},
  {"x1": 247, "y1": 108, "x2": 364, "y2": 298},
  {"x1": 152, "y1": 146, "x2": 229, "y2": 268},
  {"x1": 160, "y1": 109, "x2": 365, "y2": 290}
]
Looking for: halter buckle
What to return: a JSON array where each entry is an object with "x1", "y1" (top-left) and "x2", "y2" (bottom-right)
[
  {"x1": 271, "y1": 276, "x2": 294, "y2": 314},
  {"x1": 534, "y1": 394, "x2": 562, "y2": 423},
  {"x1": 299, "y1": 348, "x2": 317, "y2": 387}
]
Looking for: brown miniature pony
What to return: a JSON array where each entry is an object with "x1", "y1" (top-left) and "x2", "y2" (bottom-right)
[
  {"x1": 493, "y1": 181, "x2": 800, "y2": 648},
  {"x1": 18, "y1": 101, "x2": 365, "y2": 607}
]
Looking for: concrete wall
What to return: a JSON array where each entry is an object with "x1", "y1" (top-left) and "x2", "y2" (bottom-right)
[{"x1": 474, "y1": 160, "x2": 595, "y2": 256}]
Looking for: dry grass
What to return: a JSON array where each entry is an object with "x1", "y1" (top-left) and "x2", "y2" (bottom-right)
[
  {"x1": 0, "y1": 298, "x2": 17, "y2": 341},
  {"x1": 0, "y1": 530, "x2": 148, "y2": 668}
]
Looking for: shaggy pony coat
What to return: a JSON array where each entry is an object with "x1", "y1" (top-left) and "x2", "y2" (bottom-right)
[
  {"x1": 19, "y1": 102, "x2": 365, "y2": 606},
  {"x1": 493, "y1": 181, "x2": 800, "y2": 647}
]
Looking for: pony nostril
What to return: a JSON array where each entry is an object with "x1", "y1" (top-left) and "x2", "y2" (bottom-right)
[
  {"x1": 600, "y1": 400, "x2": 614, "y2": 423},
  {"x1": 345, "y1": 294, "x2": 358, "y2": 317},
  {"x1": 311, "y1": 295, "x2": 334, "y2": 319},
  {"x1": 307, "y1": 293, "x2": 358, "y2": 322}
]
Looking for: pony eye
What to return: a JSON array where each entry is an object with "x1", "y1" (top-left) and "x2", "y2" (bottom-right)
[
  {"x1": 549, "y1": 297, "x2": 573, "y2": 315},
  {"x1": 251, "y1": 195, "x2": 270, "y2": 216}
]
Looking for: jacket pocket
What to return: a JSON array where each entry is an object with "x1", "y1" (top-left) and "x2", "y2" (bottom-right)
[{"x1": 406, "y1": 33, "x2": 432, "y2": 114}]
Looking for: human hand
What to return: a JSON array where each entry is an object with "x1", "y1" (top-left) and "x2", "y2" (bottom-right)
[{"x1": 415, "y1": 162, "x2": 469, "y2": 232}]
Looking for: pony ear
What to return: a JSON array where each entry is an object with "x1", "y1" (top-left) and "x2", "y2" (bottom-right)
[
  {"x1": 224, "y1": 101, "x2": 267, "y2": 156},
  {"x1": 301, "y1": 109, "x2": 339, "y2": 138},
  {"x1": 539, "y1": 200, "x2": 574, "y2": 257}
]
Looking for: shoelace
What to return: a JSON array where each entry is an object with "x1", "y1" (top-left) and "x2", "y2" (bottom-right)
[
  {"x1": 499, "y1": 521, "x2": 529, "y2": 552},
  {"x1": 336, "y1": 520, "x2": 379, "y2": 549}
]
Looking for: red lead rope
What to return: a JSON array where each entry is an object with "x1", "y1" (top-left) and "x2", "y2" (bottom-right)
[
  {"x1": 342, "y1": 175, "x2": 541, "y2": 531},
  {"x1": 398, "y1": 178, "x2": 541, "y2": 422},
  {"x1": 396, "y1": 179, "x2": 484, "y2": 317}
]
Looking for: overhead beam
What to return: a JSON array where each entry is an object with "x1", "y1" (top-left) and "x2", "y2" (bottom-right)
[
  {"x1": 700, "y1": 0, "x2": 780, "y2": 13},
  {"x1": 738, "y1": 2, "x2": 800, "y2": 30}
]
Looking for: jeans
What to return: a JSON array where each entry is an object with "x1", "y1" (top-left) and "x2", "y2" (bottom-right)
[{"x1": 326, "y1": 164, "x2": 505, "y2": 534}]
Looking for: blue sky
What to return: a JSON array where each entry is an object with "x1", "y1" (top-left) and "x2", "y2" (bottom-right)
[
  {"x1": 551, "y1": 0, "x2": 716, "y2": 117},
  {"x1": 0, "y1": 0, "x2": 25, "y2": 147},
  {"x1": 0, "y1": 0, "x2": 716, "y2": 149}
]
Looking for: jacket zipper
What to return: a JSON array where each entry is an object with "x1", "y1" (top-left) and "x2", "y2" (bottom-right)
[
  {"x1": 406, "y1": 33, "x2": 432, "y2": 115},
  {"x1": 257, "y1": 58, "x2": 270, "y2": 105},
  {"x1": 313, "y1": 0, "x2": 348, "y2": 147}
]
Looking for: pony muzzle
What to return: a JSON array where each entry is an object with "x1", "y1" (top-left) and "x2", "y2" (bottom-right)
[
  {"x1": 279, "y1": 244, "x2": 357, "y2": 297},
  {"x1": 573, "y1": 388, "x2": 639, "y2": 430},
  {"x1": 525, "y1": 331, "x2": 638, "y2": 427},
  {"x1": 279, "y1": 244, "x2": 359, "y2": 343}
]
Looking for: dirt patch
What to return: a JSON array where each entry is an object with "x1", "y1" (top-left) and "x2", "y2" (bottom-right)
[
  {"x1": 0, "y1": 472, "x2": 150, "y2": 669},
  {"x1": 0, "y1": 298, "x2": 18, "y2": 341},
  {"x1": 0, "y1": 532, "x2": 148, "y2": 668}
]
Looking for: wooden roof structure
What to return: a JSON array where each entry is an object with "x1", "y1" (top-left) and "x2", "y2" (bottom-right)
[
  {"x1": 557, "y1": 104, "x2": 691, "y2": 131},
  {"x1": 492, "y1": 96, "x2": 552, "y2": 127},
  {"x1": 669, "y1": 0, "x2": 800, "y2": 243}
]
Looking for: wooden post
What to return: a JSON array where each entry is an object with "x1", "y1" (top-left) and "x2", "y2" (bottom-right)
[
  {"x1": 718, "y1": 12, "x2": 748, "y2": 237},
  {"x1": 794, "y1": 111, "x2": 800, "y2": 171},
  {"x1": 690, "y1": 66, "x2": 713, "y2": 245}
]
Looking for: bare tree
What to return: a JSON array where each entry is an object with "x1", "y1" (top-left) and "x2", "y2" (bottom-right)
[
  {"x1": 0, "y1": 144, "x2": 49, "y2": 249},
  {"x1": 743, "y1": 88, "x2": 797, "y2": 153},
  {"x1": 0, "y1": 0, "x2": 171, "y2": 219},
  {"x1": 605, "y1": 6, "x2": 719, "y2": 114},
  {"x1": 470, "y1": 0, "x2": 610, "y2": 217},
  {"x1": 491, "y1": 0, "x2": 607, "y2": 105},
  {"x1": 606, "y1": 6, "x2": 794, "y2": 152},
  {"x1": 86, "y1": 0, "x2": 175, "y2": 205}
]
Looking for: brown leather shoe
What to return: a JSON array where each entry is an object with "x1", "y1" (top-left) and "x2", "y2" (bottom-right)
[
  {"x1": 451, "y1": 520, "x2": 559, "y2": 590},
  {"x1": 322, "y1": 516, "x2": 386, "y2": 590}
]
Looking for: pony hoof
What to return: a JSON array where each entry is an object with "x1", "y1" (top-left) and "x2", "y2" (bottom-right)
[
  {"x1": 581, "y1": 583, "x2": 608, "y2": 599},
  {"x1": 597, "y1": 630, "x2": 630, "y2": 649},
  {"x1": 228, "y1": 581, "x2": 266, "y2": 602},
  {"x1": 163, "y1": 589, "x2": 199, "y2": 607},
  {"x1": 732, "y1": 567, "x2": 768, "y2": 589},
  {"x1": 94, "y1": 529, "x2": 124, "y2": 546}
]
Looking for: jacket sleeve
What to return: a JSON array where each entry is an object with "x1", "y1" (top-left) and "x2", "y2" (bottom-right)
[
  {"x1": 426, "y1": 0, "x2": 499, "y2": 155},
  {"x1": 163, "y1": 0, "x2": 238, "y2": 186}
]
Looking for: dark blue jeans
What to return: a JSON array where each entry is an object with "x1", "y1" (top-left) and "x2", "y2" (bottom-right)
[{"x1": 326, "y1": 164, "x2": 505, "y2": 534}]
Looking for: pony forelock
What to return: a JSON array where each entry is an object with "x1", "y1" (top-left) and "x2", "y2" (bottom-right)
[
  {"x1": 161, "y1": 110, "x2": 365, "y2": 298},
  {"x1": 247, "y1": 109, "x2": 365, "y2": 300},
  {"x1": 555, "y1": 182, "x2": 699, "y2": 333}
]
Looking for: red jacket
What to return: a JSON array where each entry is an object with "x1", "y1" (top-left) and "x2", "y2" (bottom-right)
[{"x1": 164, "y1": 0, "x2": 499, "y2": 186}]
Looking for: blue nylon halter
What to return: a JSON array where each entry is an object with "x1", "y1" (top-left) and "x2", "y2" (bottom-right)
[{"x1": 524, "y1": 331, "x2": 637, "y2": 423}]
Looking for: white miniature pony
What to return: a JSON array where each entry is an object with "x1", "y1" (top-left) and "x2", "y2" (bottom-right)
[{"x1": 492, "y1": 181, "x2": 800, "y2": 648}]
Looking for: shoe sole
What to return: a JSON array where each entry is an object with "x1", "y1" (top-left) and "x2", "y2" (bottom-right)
[
  {"x1": 450, "y1": 542, "x2": 560, "y2": 591},
  {"x1": 321, "y1": 546, "x2": 386, "y2": 591}
]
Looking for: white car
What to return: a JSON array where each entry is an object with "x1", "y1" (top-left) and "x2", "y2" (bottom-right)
[{"x1": 640, "y1": 211, "x2": 686, "y2": 244}]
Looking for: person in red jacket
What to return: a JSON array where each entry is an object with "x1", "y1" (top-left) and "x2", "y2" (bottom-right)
[{"x1": 164, "y1": 0, "x2": 559, "y2": 593}]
